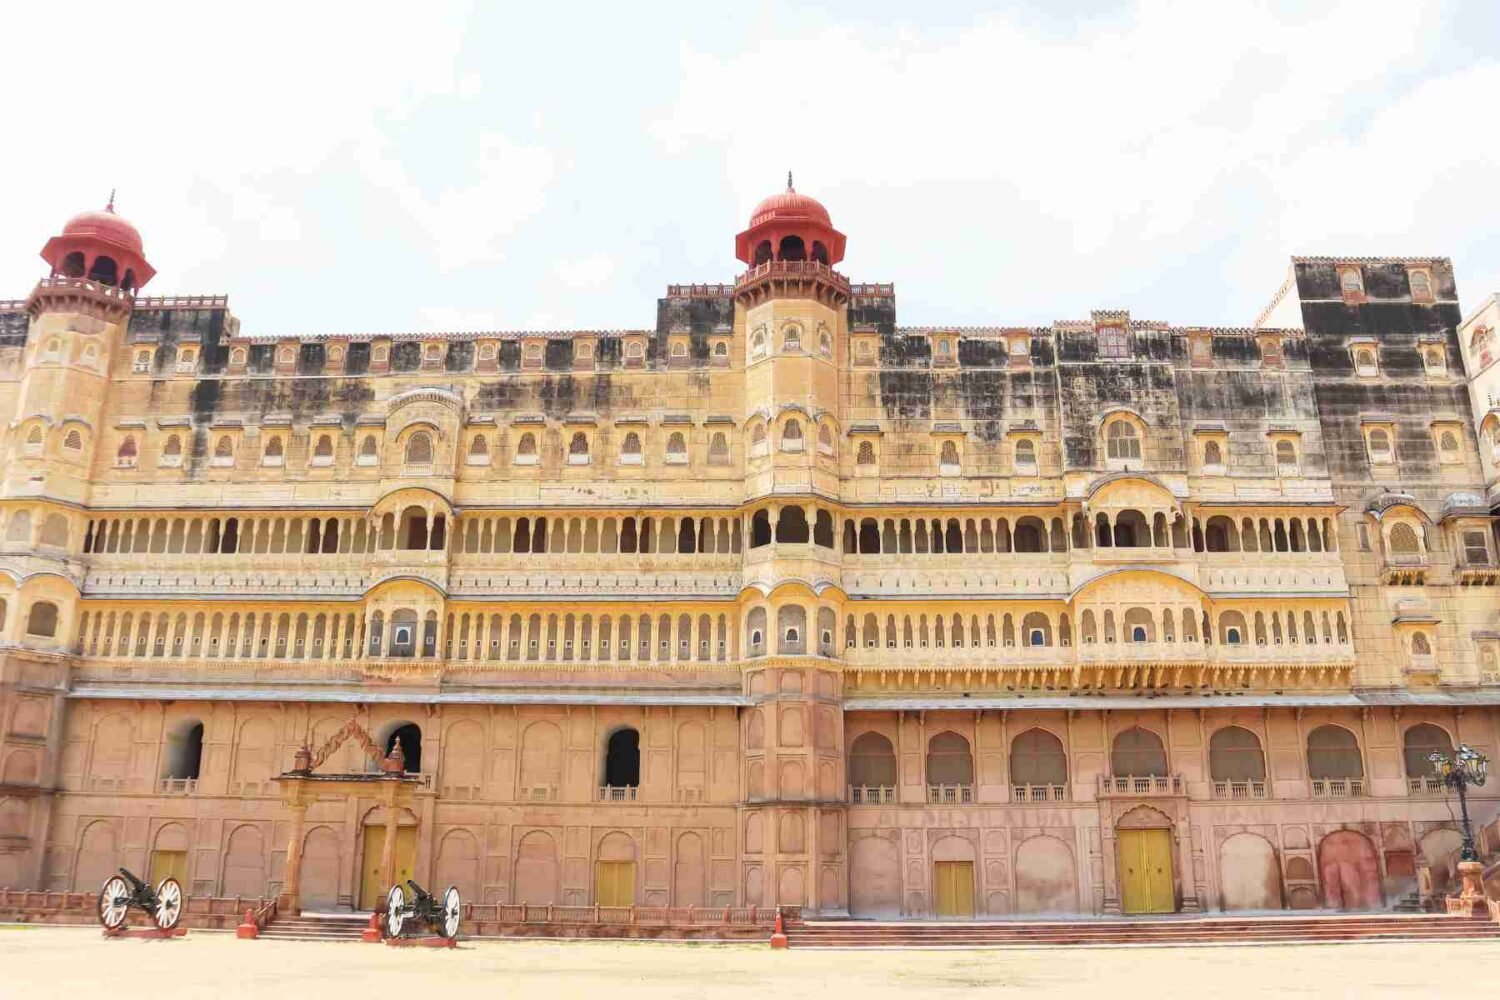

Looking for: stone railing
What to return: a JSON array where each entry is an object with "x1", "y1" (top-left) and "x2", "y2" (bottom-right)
[
  {"x1": 598, "y1": 785, "x2": 638, "y2": 803},
  {"x1": 1311, "y1": 778, "x2": 1365, "y2": 799},
  {"x1": 1211, "y1": 779, "x2": 1268, "y2": 800},
  {"x1": 842, "y1": 640, "x2": 1354, "y2": 671},
  {"x1": 1098, "y1": 774, "x2": 1184, "y2": 797},
  {"x1": 0, "y1": 888, "x2": 263, "y2": 930},
  {"x1": 1407, "y1": 775, "x2": 1446, "y2": 796},
  {"x1": 1012, "y1": 783, "x2": 1069, "y2": 803},
  {"x1": 460, "y1": 902, "x2": 791, "y2": 940},
  {"x1": 927, "y1": 784, "x2": 974, "y2": 805},
  {"x1": 847, "y1": 785, "x2": 896, "y2": 804}
]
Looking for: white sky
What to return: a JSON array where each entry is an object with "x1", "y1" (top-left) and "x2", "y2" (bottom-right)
[{"x1": 2, "y1": 0, "x2": 1497, "y2": 334}]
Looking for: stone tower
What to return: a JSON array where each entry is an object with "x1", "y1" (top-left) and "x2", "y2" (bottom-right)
[{"x1": 734, "y1": 179, "x2": 851, "y2": 915}]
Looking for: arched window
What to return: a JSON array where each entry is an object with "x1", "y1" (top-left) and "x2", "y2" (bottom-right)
[
  {"x1": 1367, "y1": 428, "x2": 1392, "y2": 462},
  {"x1": 750, "y1": 329, "x2": 768, "y2": 359},
  {"x1": 1105, "y1": 419, "x2": 1142, "y2": 460},
  {"x1": 848, "y1": 733, "x2": 897, "y2": 793},
  {"x1": 1209, "y1": 727, "x2": 1265, "y2": 782},
  {"x1": 781, "y1": 420, "x2": 804, "y2": 452},
  {"x1": 1306, "y1": 725, "x2": 1363, "y2": 780},
  {"x1": 620, "y1": 432, "x2": 643, "y2": 464},
  {"x1": 1402, "y1": 724, "x2": 1453, "y2": 780},
  {"x1": 1203, "y1": 440, "x2": 1224, "y2": 469},
  {"x1": 1439, "y1": 430, "x2": 1460, "y2": 459},
  {"x1": 857, "y1": 441, "x2": 876, "y2": 465},
  {"x1": 1388, "y1": 522, "x2": 1420, "y2": 554},
  {"x1": 939, "y1": 441, "x2": 960, "y2": 471},
  {"x1": 782, "y1": 327, "x2": 802, "y2": 353},
  {"x1": 1123, "y1": 608, "x2": 1153, "y2": 643},
  {"x1": 63, "y1": 430, "x2": 82, "y2": 451},
  {"x1": 1410, "y1": 632, "x2": 1432, "y2": 656},
  {"x1": 1009, "y1": 729, "x2": 1067, "y2": 791},
  {"x1": 164, "y1": 722, "x2": 205, "y2": 781},
  {"x1": 817, "y1": 423, "x2": 834, "y2": 456},
  {"x1": 515, "y1": 432, "x2": 538, "y2": 465},
  {"x1": 750, "y1": 423, "x2": 768, "y2": 456},
  {"x1": 1275, "y1": 440, "x2": 1298, "y2": 474},
  {"x1": 405, "y1": 431, "x2": 433, "y2": 465},
  {"x1": 925, "y1": 732, "x2": 973, "y2": 790},
  {"x1": 1410, "y1": 270, "x2": 1432, "y2": 299},
  {"x1": 385, "y1": 723, "x2": 422, "y2": 773},
  {"x1": 708, "y1": 432, "x2": 729, "y2": 465},
  {"x1": 603, "y1": 728, "x2": 640, "y2": 790},
  {"x1": 23, "y1": 426, "x2": 43, "y2": 453},
  {"x1": 212, "y1": 437, "x2": 234, "y2": 466},
  {"x1": 1110, "y1": 727, "x2": 1167, "y2": 777},
  {"x1": 778, "y1": 235, "x2": 805, "y2": 261},
  {"x1": 1341, "y1": 268, "x2": 1364, "y2": 294},
  {"x1": 467, "y1": 435, "x2": 489, "y2": 465},
  {"x1": 568, "y1": 432, "x2": 590, "y2": 464},
  {"x1": 25, "y1": 601, "x2": 58, "y2": 638},
  {"x1": 262, "y1": 436, "x2": 284, "y2": 467},
  {"x1": 1014, "y1": 438, "x2": 1037, "y2": 473},
  {"x1": 357, "y1": 435, "x2": 379, "y2": 465},
  {"x1": 161, "y1": 435, "x2": 182, "y2": 466},
  {"x1": 819, "y1": 330, "x2": 832, "y2": 357},
  {"x1": 665, "y1": 432, "x2": 687, "y2": 463},
  {"x1": 1354, "y1": 347, "x2": 1378, "y2": 374},
  {"x1": 311, "y1": 435, "x2": 334, "y2": 466}
]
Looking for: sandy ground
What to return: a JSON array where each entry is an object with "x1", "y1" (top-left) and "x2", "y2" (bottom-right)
[{"x1": 0, "y1": 926, "x2": 1494, "y2": 999}]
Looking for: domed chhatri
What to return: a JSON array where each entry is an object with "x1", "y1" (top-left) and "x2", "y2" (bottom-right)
[
  {"x1": 39, "y1": 193, "x2": 155, "y2": 292},
  {"x1": 735, "y1": 172, "x2": 846, "y2": 268}
]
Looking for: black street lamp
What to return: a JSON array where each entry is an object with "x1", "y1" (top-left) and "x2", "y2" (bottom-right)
[{"x1": 1428, "y1": 744, "x2": 1490, "y2": 862}]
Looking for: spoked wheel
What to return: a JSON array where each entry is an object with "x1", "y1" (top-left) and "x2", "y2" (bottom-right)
[
  {"x1": 439, "y1": 886, "x2": 461, "y2": 939},
  {"x1": 98, "y1": 875, "x2": 130, "y2": 930},
  {"x1": 384, "y1": 883, "x2": 407, "y2": 939},
  {"x1": 152, "y1": 877, "x2": 184, "y2": 930}
]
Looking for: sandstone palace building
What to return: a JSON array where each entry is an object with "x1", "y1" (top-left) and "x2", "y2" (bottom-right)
[{"x1": 0, "y1": 184, "x2": 1497, "y2": 920}]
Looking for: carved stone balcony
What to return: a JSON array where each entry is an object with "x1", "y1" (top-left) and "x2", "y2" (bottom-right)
[
  {"x1": 26, "y1": 275, "x2": 135, "y2": 319},
  {"x1": 1211, "y1": 779, "x2": 1268, "y2": 800},
  {"x1": 848, "y1": 785, "x2": 896, "y2": 805},
  {"x1": 1380, "y1": 552, "x2": 1428, "y2": 585},
  {"x1": 1097, "y1": 774, "x2": 1184, "y2": 797},
  {"x1": 1456, "y1": 556, "x2": 1499, "y2": 586},
  {"x1": 1012, "y1": 783, "x2": 1069, "y2": 803},
  {"x1": 927, "y1": 784, "x2": 974, "y2": 805},
  {"x1": 733, "y1": 260, "x2": 850, "y2": 307},
  {"x1": 1310, "y1": 778, "x2": 1365, "y2": 799}
]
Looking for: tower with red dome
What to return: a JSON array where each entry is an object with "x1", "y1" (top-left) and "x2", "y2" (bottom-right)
[
  {"x1": 733, "y1": 176, "x2": 852, "y2": 917},
  {"x1": 8, "y1": 199, "x2": 155, "y2": 504}
]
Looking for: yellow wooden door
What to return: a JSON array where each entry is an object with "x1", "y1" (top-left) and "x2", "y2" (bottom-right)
[
  {"x1": 595, "y1": 861, "x2": 636, "y2": 907},
  {"x1": 933, "y1": 861, "x2": 975, "y2": 918},
  {"x1": 358, "y1": 826, "x2": 418, "y2": 910},
  {"x1": 1118, "y1": 829, "x2": 1175, "y2": 914},
  {"x1": 149, "y1": 850, "x2": 188, "y2": 885}
]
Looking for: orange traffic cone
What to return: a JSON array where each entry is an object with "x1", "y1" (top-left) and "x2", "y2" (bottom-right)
[
  {"x1": 770, "y1": 910, "x2": 789, "y2": 949},
  {"x1": 235, "y1": 909, "x2": 258, "y2": 940},
  {"x1": 361, "y1": 912, "x2": 383, "y2": 943}
]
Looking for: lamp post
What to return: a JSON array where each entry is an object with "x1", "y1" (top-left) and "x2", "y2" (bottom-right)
[{"x1": 1428, "y1": 744, "x2": 1490, "y2": 914}]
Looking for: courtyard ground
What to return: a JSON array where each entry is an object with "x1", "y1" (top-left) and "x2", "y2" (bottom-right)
[{"x1": 0, "y1": 925, "x2": 1494, "y2": 999}]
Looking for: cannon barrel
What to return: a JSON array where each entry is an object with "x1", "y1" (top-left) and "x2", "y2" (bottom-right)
[
  {"x1": 118, "y1": 868, "x2": 147, "y2": 890},
  {"x1": 406, "y1": 879, "x2": 429, "y2": 897}
]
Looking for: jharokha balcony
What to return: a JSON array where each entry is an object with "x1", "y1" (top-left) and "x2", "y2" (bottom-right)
[{"x1": 1097, "y1": 774, "x2": 1185, "y2": 797}]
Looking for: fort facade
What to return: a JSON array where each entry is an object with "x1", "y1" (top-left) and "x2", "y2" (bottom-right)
[{"x1": 0, "y1": 185, "x2": 1496, "y2": 917}]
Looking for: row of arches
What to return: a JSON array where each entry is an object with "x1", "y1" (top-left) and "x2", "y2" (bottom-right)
[
  {"x1": 458, "y1": 515, "x2": 742, "y2": 556},
  {"x1": 1194, "y1": 515, "x2": 1340, "y2": 554},
  {"x1": 842, "y1": 607, "x2": 1350, "y2": 650},
  {"x1": 83, "y1": 511, "x2": 446, "y2": 555},
  {"x1": 846, "y1": 722, "x2": 1454, "y2": 796}
]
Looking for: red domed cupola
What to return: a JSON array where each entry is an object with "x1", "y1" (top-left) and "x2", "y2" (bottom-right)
[
  {"x1": 39, "y1": 194, "x2": 155, "y2": 293},
  {"x1": 735, "y1": 173, "x2": 846, "y2": 268}
]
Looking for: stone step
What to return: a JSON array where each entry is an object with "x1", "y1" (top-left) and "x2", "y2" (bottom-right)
[{"x1": 788, "y1": 915, "x2": 1500, "y2": 948}]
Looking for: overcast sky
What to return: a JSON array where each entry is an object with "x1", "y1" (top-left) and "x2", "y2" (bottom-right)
[{"x1": 3, "y1": 1, "x2": 1497, "y2": 335}]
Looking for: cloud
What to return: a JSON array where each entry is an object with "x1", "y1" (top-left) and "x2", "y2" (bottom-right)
[
  {"x1": 650, "y1": 1, "x2": 1481, "y2": 324},
  {"x1": 553, "y1": 252, "x2": 618, "y2": 289}
]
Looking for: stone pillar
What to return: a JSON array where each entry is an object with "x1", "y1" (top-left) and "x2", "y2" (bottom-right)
[
  {"x1": 280, "y1": 799, "x2": 309, "y2": 913},
  {"x1": 379, "y1": 784, "x2": 400, "y2": 898}
]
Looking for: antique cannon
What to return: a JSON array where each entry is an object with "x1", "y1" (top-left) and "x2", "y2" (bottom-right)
[
  {"x1": 384, "y1": 879, "x2": 460, "y2": 939},
  {"x1": 98, "y1": 868, "x2": 184, "y2": 931}
]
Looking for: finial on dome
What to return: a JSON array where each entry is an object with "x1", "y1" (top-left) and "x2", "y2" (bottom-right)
[
  {"x1": 106, "y1": 188, "x2": 116, "y2": 214},
  {"x1": 787, "y1": 170, "x2": 794, "y2": 193}
]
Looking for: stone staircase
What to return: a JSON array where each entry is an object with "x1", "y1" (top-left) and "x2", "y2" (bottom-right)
[
  {"x1": 788, "y1": 913, "x2": 1500, "y2": 949},
  {"x1": 257, "y1": 911, "x2": 372, "y2": 942}
]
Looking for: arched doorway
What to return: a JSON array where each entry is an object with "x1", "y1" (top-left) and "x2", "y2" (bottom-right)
[
  {"x1": 1116, "y1": 806, "x2": 1176, "y2": 914},
  {"x1": 1218, "y1": 833, "x2": 1282, "y2": 910}
]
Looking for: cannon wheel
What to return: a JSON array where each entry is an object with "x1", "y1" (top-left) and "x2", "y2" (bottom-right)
[
  {"x1": 152, "y1": 877, "x2": 184, "y2": 930},
  {"x1": 384, "y1": 883, "x2": 407, "y2": 939},
  {"x1": 98, "y1": 874, "x2": 130, "y2": 930},
  {"x1": 439, "y1": 886, "x2": 461, "y2": 939}
]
